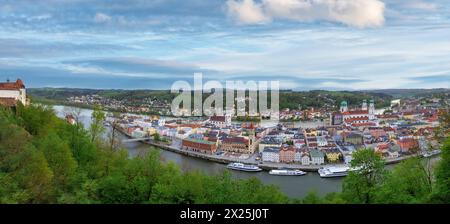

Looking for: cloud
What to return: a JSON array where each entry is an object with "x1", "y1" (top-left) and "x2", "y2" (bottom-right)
[
  {"x1": 94, "y1": 12, "x2": 111, "y2": 23},
  {"x1": 62, "y1": 57, "x2": 218, "y2": 76},
  {"x1": 226, "y1": 0, "x2": 385, "y2": 28},
  {"x1": 226, "y1": 0, "x2": 270, "y2": 24}
]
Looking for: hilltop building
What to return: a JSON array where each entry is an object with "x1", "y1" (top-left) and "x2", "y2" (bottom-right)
[{"x1": 0, "y1": 79, "x2": 28, "y2": 107}]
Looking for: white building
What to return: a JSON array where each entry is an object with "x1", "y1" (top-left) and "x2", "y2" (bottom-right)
[
  {"x1": 301, "y1": 154, "x2": 311, "y2": 165},
  {"x1": 0, "y1": 79, "x2": 28, "y2": 106},
  {"x1": 316, "y1": 136, "x2": 328, "y2": 147},
  {"x1": 262, "y1": 147, "x2": 280, "y2": 163}
]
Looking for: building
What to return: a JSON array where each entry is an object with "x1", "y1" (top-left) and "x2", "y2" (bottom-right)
[
  {"x1": 258, "y1": 137, "x2": 282, "y2": 152},
  {"x1": 262, "y1": 147, "x2": 280, "y2": 163},
  {"x1": 279, "y1": 145, "x2": 296, "y2": 163},
  {"x1": 333, "y1": 100, "x2": 376, "y2": 126},
  {"x1": 301, "y1": 153, "x2": 311, "y2": 165},
  {"x1": 294, "y1": 148, "x2": 311, "y2": 165},
  {"x1": 221, "y1": 136, "x2": 254, "y2": 154},
  {"x1": 324, "y1": 148, "x2": 342, "y2": 163},
  {"x1": 0, "y1": 79, "x2": 28, "y2": 107},
  {"x1": 182, "y1": 137, "x2": 217, "y2": 154},
  {"x1": 316, "y1": 136, "x2": 328, "y2": 147},
  {"x1": 330, "y1": 112, "x2": 343, "y2": 125},
  {"x1": 397, "y1": 137, "x2": 419, "y2": 153},
  {"x1": 343, "y1": 132, "x2": 364, "y2": 145},
  {"x1": 208, "y1": 115, "x2": 231, "y2": 128},
  {"x1": 310, "y1": 149, "x2": 325, "y2": 165}
]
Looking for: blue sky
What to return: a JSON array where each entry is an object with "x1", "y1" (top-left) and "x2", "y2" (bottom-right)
[{"x1": 0, "y1": 0, "x2": 449, "y2": 90}]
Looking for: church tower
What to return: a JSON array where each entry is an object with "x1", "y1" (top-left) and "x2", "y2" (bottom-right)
[
  {"x1": 362, "y1": 99, "x2": 368, "y2": 111},
  {"x1": 340, "y1": 101, "x2": 348, "y2": 113},
  {"x1": 369, "y1": 99, "x2": 375, "y2": 119}
]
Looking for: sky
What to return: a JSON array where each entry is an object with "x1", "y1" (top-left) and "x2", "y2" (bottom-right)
[{"x1": 0, "y1": 0, "x2": 449, "y2": 90}]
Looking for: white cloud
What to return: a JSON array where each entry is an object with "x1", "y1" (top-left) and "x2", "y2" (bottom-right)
[
  {"x1": 226, "y1": 0, "x2": 270, "y2": 24},
  {"x1": 401, "y1": 0, "x2": 438, "y2": 11},
  {"x1": 94, "y1": 12, "x2": 111, "y2": 23},
  {"x1": 226, "y1": 0, "x2": 385, "y2": 28}
]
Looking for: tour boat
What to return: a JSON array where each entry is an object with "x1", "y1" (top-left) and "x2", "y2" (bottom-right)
[
  {"x1": 269, "y1": 169, "x2": 306, "y2": 176},
  {"x1": 318, "y1": 166, "x2": 351, "y2": 178},
  {"x1": 423, "y1": 150, "x2": 441, "y2": 158},
  {"x1": 226, "y1": 163, "x2": 262, "y2": 172}
]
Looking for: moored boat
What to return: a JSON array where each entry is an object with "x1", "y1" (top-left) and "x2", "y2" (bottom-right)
[
  {"x1": 318, "y1": 166, "x2": 350, "y2": 178},
  {"x1": 269, "y1": 169, "x2": 306, "y2": 176},
  {"x1": 226, "y1": 163, "x2": 262, "y2": 172}
]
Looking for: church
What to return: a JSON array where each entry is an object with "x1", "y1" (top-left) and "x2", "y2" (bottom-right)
[
  {"x1": 0, "y1": 79, "x2": 28, "y2": 107},
  {"x1": 331, "y1": 100, "x2": 376, "y2": 126}
]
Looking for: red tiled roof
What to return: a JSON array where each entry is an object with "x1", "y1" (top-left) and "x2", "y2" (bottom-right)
[
  {"x1": 0, "y1": 97, "x2": 17, "y2": 107},
  {"x1": 342, "y1": 110, "x2": 368, "y2": 115},
  {"x1": 351, "y1": 122, "x2": 376, "y2": 127},
  {"x1": 223, "y1": 137, "x2": 249, "y2": 145},
  {"x1": 0, "y1": 79, "x2": 25, "y2": 90},
  {"x1": 345, "y1": 116, "x2": 369, "y2": 123}
]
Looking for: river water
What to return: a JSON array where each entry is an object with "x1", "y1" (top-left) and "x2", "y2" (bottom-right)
[{"x1": 52, "y1": 105, "x2": 436, "y2": 199}]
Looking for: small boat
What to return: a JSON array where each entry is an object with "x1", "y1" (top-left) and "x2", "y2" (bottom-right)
[
  {"x1": 269, "y1": 169, "x2": 306, "y2": 176},
  {"x1": 226, "y1": 163, "x2": 262, "y2": 172},
  {"x1": 318, "y1": 166, "x2": 351, "y2": 178}
]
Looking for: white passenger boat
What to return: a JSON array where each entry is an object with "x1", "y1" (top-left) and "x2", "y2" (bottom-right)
[
  {"x1": 269, "y1": 169, "x2": 306, "y2": 176},
  {"x1": 423, "y1": 150, "x2": 441, "y2": 158},
  {"x1": 318, "y1": 166, "x2": 351, "y2": 178},
  {"x1": 226, "y1": 163, "x2": 262, "y2": 172}
]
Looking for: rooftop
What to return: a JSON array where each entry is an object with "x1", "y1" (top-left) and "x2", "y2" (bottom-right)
[{"x1": 0, "y1": 79, "x2": 25, "y2": 90}]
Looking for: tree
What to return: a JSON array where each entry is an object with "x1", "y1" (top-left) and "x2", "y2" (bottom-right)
[
  {"x1": 430, "y1": 137, "x2": 450, "y2": 203},
  {"x1": 89, "y1": 105, "x2": 106, "y2": 143},
  {"x1": 301, "y1": 191, "x2": 324, "y2": 204},
  {"x1": 36, "y1": 132, "x2": 78, "y2": 191},
  {"x1": 342, "y1": 148, "x2": 386, "y2": 204},
  {"x1": 153, "y1": 132, "x2": 161, "y2": 142},
  {"x1": 376, "y1": 158, "x2": 433, "y2": 203},
  {"x1": 108, "y1": 112, "x2": 121, "y2": 151},
  {"x1": 435, "y1": 110, "x2": 449, "y2": 143}
]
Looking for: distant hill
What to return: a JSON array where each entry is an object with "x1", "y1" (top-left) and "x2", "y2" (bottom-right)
[
  {"x1": 28, "y1": 87, "x2": 397, "y2": 110},
  {"x1": 362, "y1": 88, "x2": 450, "y2": 98}
]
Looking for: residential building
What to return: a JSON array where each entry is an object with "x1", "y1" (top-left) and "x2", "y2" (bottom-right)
[
  {"x1": 324, "y1": 148, "x2": 342, "y2": 163},
  {"x1": 279, "y1": 145, "x2": 296, "y2": 163},
  {"x1": 343, "y1": 132, "x2": 364, "y2": 145},
  {"x1": 310, "y1": 149, "x2": 325, "y2": 165},
  {"x1": 397, "y1": 137, "x2": 419, "y2": 153},
  {"x1": 262, "y1": 147, "x2": 280, "y2": 163},
  {"x1": 258, "y1": 137, "x2": 282, "y2": 152}
]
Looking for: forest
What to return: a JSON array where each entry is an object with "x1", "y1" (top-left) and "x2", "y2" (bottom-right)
[{"x1": 0, "y1": 103, "x2": 449, "y2": 204}]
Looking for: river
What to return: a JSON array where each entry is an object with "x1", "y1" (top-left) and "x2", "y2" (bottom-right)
[{"x1": 52, "y1": 105, "x2": 439, "y2": 199}]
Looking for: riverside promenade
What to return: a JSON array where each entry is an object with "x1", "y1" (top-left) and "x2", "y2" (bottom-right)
[{"x1": 117, "y1": 127, "x2": 435, "y2": 172}]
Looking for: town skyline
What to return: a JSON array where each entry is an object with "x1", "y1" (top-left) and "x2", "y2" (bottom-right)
[{"x1": 0, "y1": 0, "x2": 449, "y2": 90}]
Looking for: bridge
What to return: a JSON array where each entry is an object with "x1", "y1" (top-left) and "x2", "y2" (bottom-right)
[{"x1": 122, "y1": 138, "x2": 152, "y2": 143}]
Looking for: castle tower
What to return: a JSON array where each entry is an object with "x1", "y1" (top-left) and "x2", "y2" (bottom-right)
[
  {"x1": 362, "y1": 99, "x2": 368, "y2": 111},
  {"x1": 340, "y1": 101, "x2": 348, "y2": 113}
]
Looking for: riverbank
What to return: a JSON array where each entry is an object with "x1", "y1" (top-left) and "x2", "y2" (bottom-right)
[
  {"x1": 116, "y1": 126, "x2": 437, "y2": 172},
  {"x1": 52, "y1": 105, "x2": 441, "y2": 198}
]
